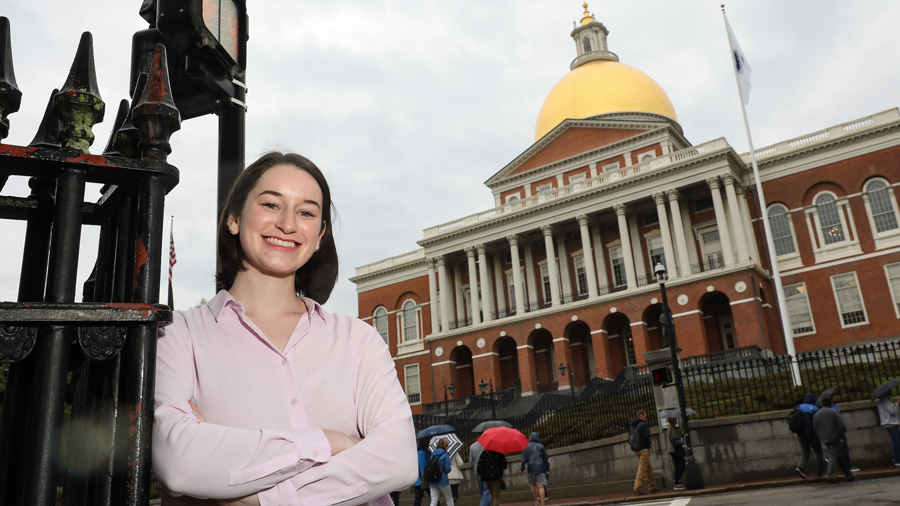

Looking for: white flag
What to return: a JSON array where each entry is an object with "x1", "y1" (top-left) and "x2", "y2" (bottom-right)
[{"x1": 725, "y1": 15, "x2": 752, "y2": 105}]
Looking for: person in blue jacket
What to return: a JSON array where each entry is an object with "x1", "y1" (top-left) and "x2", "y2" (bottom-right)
[
  {"x1": 519, "y1": 432, "x2": 550, "y2": 505},
  {"x1": 428, "y1": 437, "x2": 454, "y2": 506},
  {"x1": 413, "y1": 439, "x2": 430, "y2": 506},
  {"x1": 795, "y1": 393, "x2": 825, "y2": 479}
]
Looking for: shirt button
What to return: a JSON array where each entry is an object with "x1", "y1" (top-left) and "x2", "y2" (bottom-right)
[
  {"x1": 290, "y1": 399, "x2": 298, "y2": 405},
  {"x1": 281, "y1": 359, "x2": 287, "y2": 366}
]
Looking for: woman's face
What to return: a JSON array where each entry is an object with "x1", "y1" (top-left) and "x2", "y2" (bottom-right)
[{"x1": 227, "y1": 164, "x2": 326, "y2": 282}]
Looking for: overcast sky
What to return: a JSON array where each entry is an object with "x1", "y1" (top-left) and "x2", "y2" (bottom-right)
[{"x1": 2, "y1": 1, "x2": 899, "y2": 318}]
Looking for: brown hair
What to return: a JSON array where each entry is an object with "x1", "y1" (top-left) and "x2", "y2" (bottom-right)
[
  {"x1": 215, "y1": 152, "x2": 339, "y2": 303},
  {"x1": 436, "y1": 438, "x2": 449, "y2": 450}
]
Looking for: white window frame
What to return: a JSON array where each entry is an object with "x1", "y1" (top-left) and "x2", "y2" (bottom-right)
[
  {"x1": 373, "y1": 306, "x2": 389, "y2": 344},
  {"x1": 573, "y1": 254, "x2": 588, "y2": 296},
  {"x1": 505, "y1": 267, "x2": 525, "y2": 312},
  {"x1": 505, "y1": 193, "x2": 521, "y2": 204},
  {"x1": 568, "y1": 173, "x2": 587, "y2": 185},
  {"x1": 646, "y1": 234, "x2": 666, "y2": 271},
  {"x1": 639, "y1": 152, "x2": 656, "y2": 163},
  {"x1": 602, "y1": 162, "x2": 620, "y2": 173},
  {"x1": 784, "y1": 283, "x2": 815, "y2": 336},
  {"x1": 397, "y1": 299, "x2": 424, "y2": 355},
  {"x1": 806, "y1": 191, "x2": 861, "y2": 263},
  {"x1": 404, "y1": 364, "x2": 421, "y2": 405},
  {"x1": 863, "y1": 178, "x2": 900, "y2": 249},
  {"x1": 885, "y1": 262, "x2": 900, "y2": 318},
  {"x1": 767, "y1": 203, "x2": 802, "y2": 269},
  {"x1": 830, "y1": 272, "x2": 869, "y2": 328},
  {"x1": 609, "y1": 244, "x2": 626, "y2": 287},
  {"x1": 535, "y1": 183, "x2": 553, "y2": 194},
  {"x1": 695, "y1": 224, "x2": 724, "y2": 269}
]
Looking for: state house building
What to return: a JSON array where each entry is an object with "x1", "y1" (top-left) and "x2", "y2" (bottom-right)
[{"x1": 350, "y1": 6, "x2": 900, "y2": 412}]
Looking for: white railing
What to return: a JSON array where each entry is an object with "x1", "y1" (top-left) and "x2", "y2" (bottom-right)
[
  {"x1": 354, "y1": 248, "x2": 425, "y2": 276},
  {"x1": 422, "y1": 138, "x2": 729, "y2": 239},
  {"x1": 745, "y1": 109, "x2": 897, "y2": 163}
]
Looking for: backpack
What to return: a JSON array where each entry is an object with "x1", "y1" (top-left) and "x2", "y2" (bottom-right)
[
  {"x1": 422, "y1": 455, "x2": 442, "y2": 483},
  {"x1": 788, "y1": 407, "x2": 805, "y2": 434},
  {"x1": 476, "y1": 451, "x2": 504, "y2": 481},
  {"x1": 628, "y1": 423, "x2": 642, "y2": 451}
]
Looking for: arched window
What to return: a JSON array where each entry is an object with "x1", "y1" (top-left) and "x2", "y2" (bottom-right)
[
  {"x1": 401, "y1": 300, "x2": 418, "y2": 342},
  {"x1": 373, "y1": 306, "x2": 388, "y2": 344},
  {"x1": 864, "y1": 178, "x2": 899, "y2": 233},
  {"x1": 767, "y1": 204, "x2": 796, "y2": 256},
  {"x1": 582, "y1": 36, "x2": 592, "y2": 53},
  {"x1": 815, "y1": 193, "x2": 845, "y2": 245}
]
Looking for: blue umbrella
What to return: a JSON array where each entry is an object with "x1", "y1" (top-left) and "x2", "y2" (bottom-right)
[{"x1": 416, "y1": 424, "x2": 455, "y2": 439}]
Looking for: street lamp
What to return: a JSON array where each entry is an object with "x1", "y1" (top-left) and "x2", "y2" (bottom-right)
[
  {"x1": 478, "y1": 378, "x2": 497, "y2": 419},
  {"x1": 558, "y1": 363, "x2": 576, "y2": 399},
  {"x1": 655, "y1": 263, "x2": 704, "y2": 489}
]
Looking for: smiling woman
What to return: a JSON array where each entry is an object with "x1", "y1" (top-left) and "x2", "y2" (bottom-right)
[{"x1": 152, "y1": 152, "x2": 417, "y2": 505}]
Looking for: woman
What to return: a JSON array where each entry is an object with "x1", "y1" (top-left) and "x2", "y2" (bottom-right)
[
  {"x1": 666, "y1": 417, "x2": 686, "y2": 491},
  {"x1": 413, "y1": 439, "x2": 430, "y2": 506},
  {"x1": 428, "y1": 438, "x2": 454, "y2": 506},
  {"x1": 153, "y1": 152, "x2": 417, "y2": 505},
  {"x1": 447, "y1": 448, "x2": 465, "y2": 505}
]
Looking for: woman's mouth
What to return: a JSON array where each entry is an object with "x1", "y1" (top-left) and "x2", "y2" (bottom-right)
[{"x1": 264, "y1": 236, "x2": 299, "y2": 248}]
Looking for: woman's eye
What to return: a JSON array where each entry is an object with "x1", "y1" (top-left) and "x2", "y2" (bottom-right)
[
  {"x1": 299, "y1": 209, "x2": 316, "y2": 218},
  {"x1": 262, "y1": 202, "x2": 279, "y2": 210}
]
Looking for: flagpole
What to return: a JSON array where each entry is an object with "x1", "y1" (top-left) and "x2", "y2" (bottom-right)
[{"x1": 721, "y1": 5, "x2": 801, "y2": 386}]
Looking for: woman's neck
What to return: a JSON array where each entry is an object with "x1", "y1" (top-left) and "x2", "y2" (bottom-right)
[{"x1": 228, "y1": 271, "x2": 305, "y2": 316}]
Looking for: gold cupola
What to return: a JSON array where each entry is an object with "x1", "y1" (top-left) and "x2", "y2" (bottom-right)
[{"x1": 534, "y1": 3, "x2": 678, "y2": 140}]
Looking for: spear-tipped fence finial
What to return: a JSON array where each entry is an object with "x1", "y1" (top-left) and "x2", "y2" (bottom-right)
[
  {"x1": 0, "y1": 16, "x2": 23, "y2": 141},
  {"x1": 28, "y1": 88, "x2": 62, "y2": 149},
  {"x1": 133, "y1": 44, "x2": 180, "y2": 162},
  {"x1": 52, "y1": 31, "x2": 105, "y2": 153}
]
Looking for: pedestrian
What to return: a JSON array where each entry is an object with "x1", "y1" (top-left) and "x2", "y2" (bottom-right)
[
  {"x1": 629, "y1": 409, "x2": 658, "y2": 495},
  {"x1": 665, "y1": 418, "x2": 686, "y2": 490},
  {"x1": 447, "y1": 448, "x2": 465, "y2": 504},
  {"x1": 828, "y1": 398, "x2": 861, "y2": 472},
  {"x1": 469, "y1": 440, "x2": 492, "y2": 506},
  {"x1": 812, "y1": 392, "x2": 854, "y2": 483},
  {"x1": 519, "y1": 432, "x2": 550, "y2": 505},
  {"x1": 428, "y1": 438, "x2": 454, "y2": 506},
  {"x1": 477, "y1": 449, "x2": 508, "y2": 506},
  {"x1": 152, "y1": 152, "x2": 417, "y2": 504},
  {"x1": 414, "y1": 439, "x2": 430, "y2": 506},
  {"x1": 794, "y1": 393, "x2": 825, "y2": 479},
  {"x1": 876, "y1": 393, "x2": 900, "y2": 466}
]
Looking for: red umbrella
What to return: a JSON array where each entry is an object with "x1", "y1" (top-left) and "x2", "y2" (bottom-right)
[{"x1": 477, "y1": 426, "x2": 529, "y2": 454}]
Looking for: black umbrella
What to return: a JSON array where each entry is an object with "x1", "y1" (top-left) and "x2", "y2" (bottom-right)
[
  {"x1": 872, "y1": 378, "x2": 900, "y2": 400},
  {"x1": 472, "y1": 420, "x2": 513, "y2": 433},
  {"x1": 817, "y1": 387, "x2": 835, "y2": 407},
  {"x1": 416, "y1": 424, "x2": 455, "y2": 439}
]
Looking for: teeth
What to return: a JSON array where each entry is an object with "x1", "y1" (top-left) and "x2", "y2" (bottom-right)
[{"x1": 265, "y1": 237, "x2": 298, "y2": 248}]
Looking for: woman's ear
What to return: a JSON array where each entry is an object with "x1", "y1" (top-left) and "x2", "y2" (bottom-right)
[{"x1": 227, "y1": 215, "x2": 240, "y2": 234}]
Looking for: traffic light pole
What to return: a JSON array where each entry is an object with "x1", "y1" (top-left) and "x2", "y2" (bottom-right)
[
  {"x1": 217, "y1": 77, "x2": 246, "y2": 217},
  {"x1": 656, "y1": 263, "x2": 704, "y2": 489}
]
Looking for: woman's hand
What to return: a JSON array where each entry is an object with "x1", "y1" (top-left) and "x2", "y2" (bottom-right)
[
  {"x1": 189, "y1": 397, "x2": 206, "y2": 422},
  {"x1": 322, "y1": 429, "x2": 362, "y2": 455},
  {"x1": 217, "y1": 495, "x2": 260, "y2": 506}
]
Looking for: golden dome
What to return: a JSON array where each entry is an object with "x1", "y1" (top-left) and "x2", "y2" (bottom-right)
[{"x1": 534, "y1": 60, "x2": 678, "y2": 141}]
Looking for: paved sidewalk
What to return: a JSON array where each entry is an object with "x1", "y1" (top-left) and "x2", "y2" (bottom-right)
[{"x1": 497, "y1": 465, "x2": 900, "y2": 506}]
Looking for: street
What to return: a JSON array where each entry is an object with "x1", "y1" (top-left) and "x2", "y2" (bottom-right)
[{"x1": 604, "y1": 474, "x2": 900, "y2": 506}]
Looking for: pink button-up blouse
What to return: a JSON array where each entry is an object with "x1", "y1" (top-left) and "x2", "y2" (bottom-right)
[{"x1": 153, "y1": 290, "x2": 417, "y2": 505}]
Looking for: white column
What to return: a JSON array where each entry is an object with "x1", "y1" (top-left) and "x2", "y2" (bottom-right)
[
  {"x1": 667, "y1": 190, "x2": 692, "y2": 276},
  {"x1": 426, "y1": 257, "x2": 439, "y2": 335},
  {"x1": 465, "y1": 246, "x2": 482, "y2": 325},
  {"x1": 708, "y1": 176, "x2": 735, "y2": 266},
  {"x1": 653, "y1": 192, "x2": 678, "y2": 279},
  {"x1": 453, "y1": 265, "x2": 465, "y2": 323},
  {"x1": 736, "y1": 183, "x2": 759, "y2": 261},
  {"x1": 591, "y1": 226, "x2": 609, "y2": 291},
  {"x1": 542, "y1": 225, "x2": 561, "y2": 307},
  {"x1": 437, "y1": 256, "x2": 451, "y2": 333},
  {"x1": 614, "y1": 204, "x2": 637, "y2": 288},
  {"x1": 477, "y1": 245, "x2": 494, "y2": 322},
  {"x1": 628, "y1": 217, "x2": 646, "y2": 283},
  {"x1": 492, "y1": 255, "x2": 507, "y2": 317},
  {"x1": 507, "y1": 235, "x2": 526, "y2": 314},
  {"x1": 524, "y1": 241, "x2": 538, "y2": 311},
  {"x1": 723, "y1": 174, "x2": 750, "y2": 262},
  {"x1": 577, "y1": 215, "x2": 599, "y2": 297},
  {"x1": 556, "y1": 234, "x2": 572, "y2": 302}
]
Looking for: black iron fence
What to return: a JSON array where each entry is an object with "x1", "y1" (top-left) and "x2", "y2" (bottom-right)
[{"x1": 414, "y1": 339, "x2": 900, "y2": 459}]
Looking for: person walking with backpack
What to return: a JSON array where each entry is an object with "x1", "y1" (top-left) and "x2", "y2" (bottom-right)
[
  {"x1": 469, "y1": 440, "x2": 492, "y2": 506},
  {"x1": 665, "y1": 418, "x2": 686, "y2": 490},
  {"x1": 629, "y1": 409, "x2": 657, "y2": 495},
  {"x1": 813, "y1": 392, "x2": 854, "y2": 484},
  {"x1": 426, "y1": 438, "x2": 454, "y2": 506},
  {"x1": 519, "y1": 432, "x2": 550, "y2": 505},
  {"x1": 413, "y1": 439, "x2": 430, "y2": 506},
  {"x1": 793, "y1": 393, "x2": 825, "y2": 479}
]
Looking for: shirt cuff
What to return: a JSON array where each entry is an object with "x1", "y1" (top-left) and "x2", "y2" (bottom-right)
[{"x1": 228, "y1": 429, "x2": 330, "y2": 486}]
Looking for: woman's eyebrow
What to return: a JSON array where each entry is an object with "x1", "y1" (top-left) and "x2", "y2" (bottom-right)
[{"x1": 257, "y1": 190, "x2": 321, "y2": 208}]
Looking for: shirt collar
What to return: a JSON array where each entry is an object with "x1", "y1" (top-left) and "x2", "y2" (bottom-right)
[{"x1": 206, "y1": 289, "x2": 328, "y2": 324}]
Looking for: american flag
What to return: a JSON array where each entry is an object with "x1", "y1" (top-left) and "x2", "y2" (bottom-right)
[{"x1": 167, "y1": 217, "x2": 176, "y2": 309}]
